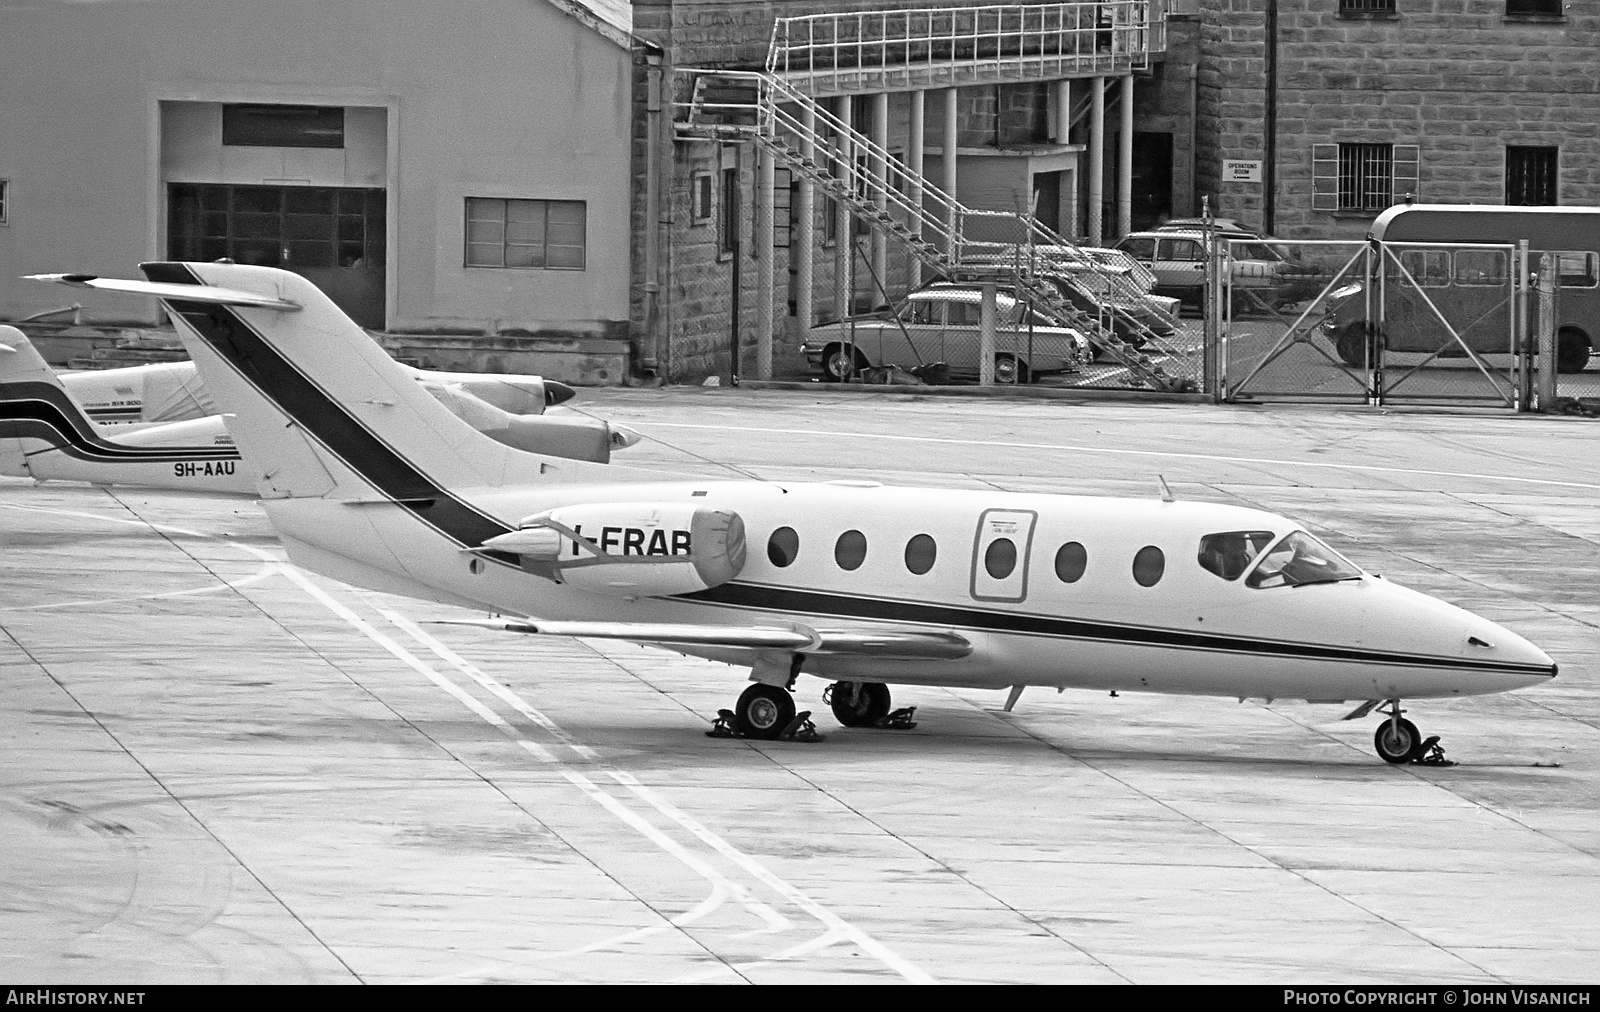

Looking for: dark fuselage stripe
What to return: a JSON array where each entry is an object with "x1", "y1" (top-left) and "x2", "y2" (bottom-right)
[{"x1": 678, "y1": 583, "x2": 1555, "y2": 677}]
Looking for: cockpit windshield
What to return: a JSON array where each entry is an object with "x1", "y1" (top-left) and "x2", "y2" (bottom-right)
[
  {"x1": 1244, "y1": 531, "x2": 1363, "y2": 589},
  {"x1": 1197, "y1": 530, "x2": 1277, "y2": 581}
]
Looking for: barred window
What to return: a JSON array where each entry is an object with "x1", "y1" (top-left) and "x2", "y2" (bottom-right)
[
  {"x1": 1339, "y1": 144, "x2": 1393, "y2": 211},
  {"x1": 465, "y1": 198, "x2": 585, "y2": 270},
  {"x1": 1506, "y1": 147, "x2": 1558, "y2": 206},
  {"x1": 1339, "y1": 0, "x2": 1396, "y2": 12}
]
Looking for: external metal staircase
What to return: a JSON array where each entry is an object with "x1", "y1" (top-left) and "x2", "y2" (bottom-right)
[{"x1": 678, "y1": 68, "x2": 1192, "y2": 392}]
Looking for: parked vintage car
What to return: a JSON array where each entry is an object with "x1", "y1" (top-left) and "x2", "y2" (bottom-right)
[
  {"x1": 802, "y1": 284, "x2": 1090, "y2": 383},
  {"x1": 1114, "y1": 229, "x2": 1321, "y2": 312}
]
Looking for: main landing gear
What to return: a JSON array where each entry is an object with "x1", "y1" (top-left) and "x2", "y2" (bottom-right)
[
  {"x1": 1372, "y1": 700, "x2": 1455, "y2": 766},
  {"x1": 705, "y1": 661, "x2": 917, "y2": 742}
]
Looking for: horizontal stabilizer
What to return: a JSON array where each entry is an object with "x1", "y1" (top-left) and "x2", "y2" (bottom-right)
[
  {"x1": 25, "y1": 274, "x2": 301, "y2": 312},
  {"x1": 437, "y1": 616, "x2": 972, "y2": 659}
]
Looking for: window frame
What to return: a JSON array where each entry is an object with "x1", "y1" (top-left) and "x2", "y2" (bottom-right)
[
  {"x1": 691, "y1": 172, "x2": 714, "y2": 224},
  {"x1": 222, "y1": 104, "x2": 345, "y2": 149},
  {"x1": 0, "y1": 179, "x2": 8, "y2": 226},
  {"x1": 1338, "y1": 0, "x2": 1397, "y2": 14},
  {"x1": 1554, "y1": 251, "x2": 1600, "y2": 289},
  {"x1": 463, "y1": 197, "x2": 587, "y2": 272},
  {"x1": 1506, "y1": 146, "x2": 1559, "y2": 206},
  {"x1": 1505, "y1": 0, "x2": 1562, "y2": 14},
  {"x1": 718, "y1": 167, "x2": 740, "y2": 260}
]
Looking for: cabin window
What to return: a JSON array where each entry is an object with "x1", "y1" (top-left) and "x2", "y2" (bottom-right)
[
  {"x1": 1245, "y1": 532, "x2": 1362, "y2": 589},
  {"x1": 465, "y1": 198, "x2": 586, "y2": 270},
  {"x1": 1453, "y1": 250, "x2": 1507, "y2": 287},
  {"x1": 984, "y1": 538, "x2": 1017, "y2": 580},
  {"x1": 767, "y1": 527, "x2": 799, "y2": 567},
  {"x1": 1054, "y1": 542, "x2": 1087, "y2": 583},
  {"x1": 904, "y1": 534, "x2": 937, "y2": 575},
  {"x1": 1198, "y1": 531, "x2": 1277, "y2": 581},
  {"x1": 1555, "y1": 252, "x2": 1599, "y2": 288},
  {"x1": 834, "y1": 530, "x2": 867, "y2": 571},
  {"x1": 1132, "y1": 546, "x2": 1165, "y2": 587}
]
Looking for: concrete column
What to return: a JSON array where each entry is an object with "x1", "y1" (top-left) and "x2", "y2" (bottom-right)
[
  {"x1": 1064, "y1": 163, "x2": 1080, "y2": 241},
  {"x1": 834, "y1": 96, "x2": 853, "y2": 323},
  {"x1": 871, "y1": 90, "x2": 889, "y2": 302},
  {"x1": 796, "y1": 103, "x2": 816, "y2": 333},
  {"x1": 979, "y1": 282, "x2": 997, "y2": 386},
  {"x1": 1054, "y1": 79, "x2": 1071, "y2": 144},
  {"x1": 1118, "y1": 74, "x2": 1134, "y2": 239},
  {"x1": 755, "y1": 144, "x2": 775, "y2": 380},
  {"x1": 943, "y1": 87, "x2": 959, "y2": 256},
  {"x1": 1089, "y1": 77, "x2": 1105, "y2": 246},
  {"x1": 908, "y1": 89, "x2": 925, "y2": 287}
]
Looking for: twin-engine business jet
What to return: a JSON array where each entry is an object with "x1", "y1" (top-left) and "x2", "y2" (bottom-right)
[
  {"x1": 0, "y1": 320, "x2": 636, "y2": 494},
  {"x1": 36, "y1": 264, "x2": 1557, "y2": 763}
]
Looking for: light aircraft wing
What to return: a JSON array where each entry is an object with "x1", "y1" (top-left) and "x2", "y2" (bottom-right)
[
  {"x1": 26, "y1": 274, "x2": 301, "y2": 311},
  {"x1": 439, "y1": 617, "x2": 972, "y2": 659}
]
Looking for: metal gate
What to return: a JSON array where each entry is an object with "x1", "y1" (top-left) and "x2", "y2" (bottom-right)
[{"x1": 1218, "y1": 238, "x2": 1533, "y2": 408}]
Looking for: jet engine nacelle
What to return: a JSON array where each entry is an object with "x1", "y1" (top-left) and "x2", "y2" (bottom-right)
[{"x1": 481, "y1": 501, "x2": 747, "y2": 598}]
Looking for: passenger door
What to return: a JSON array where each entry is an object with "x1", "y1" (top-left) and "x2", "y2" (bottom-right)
[{"x1": 970, "y1": 508, "x2": 1038, "y2": 603}]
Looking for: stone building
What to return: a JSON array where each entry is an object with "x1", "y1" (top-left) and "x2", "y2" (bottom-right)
[{"x1": 1196, "y1": 0, "x2": 1600, "y2": 240}]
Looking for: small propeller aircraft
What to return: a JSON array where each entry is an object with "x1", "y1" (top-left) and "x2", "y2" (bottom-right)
[
  {"x1": 30, "y1": 264, "x2": 1558, "y2": 763},
  {"x1": 0, "y1": 322, "x2": 637, "y2": 493}
]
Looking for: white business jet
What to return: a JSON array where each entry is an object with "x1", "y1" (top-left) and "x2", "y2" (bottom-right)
[
  {"x1": 32, "y1": 265, "x2": 1557, "y2": 763},
  {"x1": 0, "y1": 321, "x2": 637, "y2": 493}
]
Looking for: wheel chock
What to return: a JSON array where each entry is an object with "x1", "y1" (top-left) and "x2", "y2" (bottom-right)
[
  {"x1": 873, "y1": 706, "x2": 918, "y2": 730},
  {"x1": 780, "y1": 710, "x2": 826, "y2": 743},
  {"x1": 705, "y1": 709, "x2": 739, "y2": 738},
  {"x1": 1410, "y1": 736, "x2": 1456, "y2": 767}
]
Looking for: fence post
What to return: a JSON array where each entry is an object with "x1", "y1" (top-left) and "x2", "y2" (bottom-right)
[
  {"x1": 1515, "y1": 239, "x2": 1530, "y2": 411},
  {"x1": 1537, "y1": 251, "x2": 1557, "y2": 411},
  {"x1": 979, "y1": 282, "x2": 997, "y2": 385}
]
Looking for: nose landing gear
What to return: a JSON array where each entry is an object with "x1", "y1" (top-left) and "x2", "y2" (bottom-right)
[{"x1": 1372, "y1": 700, "x2": 1456, "y2": 766}]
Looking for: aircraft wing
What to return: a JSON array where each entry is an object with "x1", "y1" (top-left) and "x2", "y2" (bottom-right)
[
  {"x1": 26, "y1": 274, "x2": 301, "y2": 311},
  {"x1": 438, "y1": 617, "x2": 972, "y2": 659}
]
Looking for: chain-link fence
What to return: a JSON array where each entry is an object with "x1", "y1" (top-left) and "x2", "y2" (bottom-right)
[{"x1": 1221, "y1": 238, "x2": 1540, "y2": 408}]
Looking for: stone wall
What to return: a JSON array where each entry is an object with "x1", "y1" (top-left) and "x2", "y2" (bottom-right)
[{"x1": 1199, "y1": 0, "x2": 1600, "y2": 240}]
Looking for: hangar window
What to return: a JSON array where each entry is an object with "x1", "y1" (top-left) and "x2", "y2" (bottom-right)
[
  {"x1": 984, "y1": 538, "x2": 1017, "y2": 580},
  {"x1": 834, "y1": 530, "x2": 867, "y2": 571},
  {"x1": 1054, "y1": 542, "x2": 1087, "y2": 583},
  {"x1": 904, "y1": 534, "x2": 937, "y2": 575},
  {"x1": 222, "y1": 104, "x2": 344, "y2": 148},
  {"x1": 1132, "y1": 546, "x2": 1165, "y2": 587},
  {"x1": 465, "y1": 198, "x2": 586, "y2": 271},
  {"x1": 767, "y1": 527, "x2": 799, "y2": 568},
  {"x1": 1245, "y1": 532, "x2": 1362, "y2": 590},
  {"x1": 1197, "y1": 531, "x2": 1276, "y2": 581}
]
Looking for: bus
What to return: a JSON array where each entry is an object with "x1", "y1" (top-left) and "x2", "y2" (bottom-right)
[{"x1": 1326, "y1": 204, "x2": 1600, "y2": 373}]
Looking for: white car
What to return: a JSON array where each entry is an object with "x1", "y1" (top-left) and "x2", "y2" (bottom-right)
[{"x1": 803, "y1": 285, "x2": 1090, "y2": 384}]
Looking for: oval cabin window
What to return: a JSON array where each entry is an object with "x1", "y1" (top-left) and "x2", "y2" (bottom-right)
[
  {"x1": 834, "y1": 530, "x2": 868, "y2": 571},
  {"x1": 1054, "y1": 542, "x2": 1087, "y2": 583},
  {"x1": 984, "y1": 537, "x2": 1017, "y2": 579},
  {"x1": 767, "y1": 527, "x2": 799, "y2": 567},
  {"x1": 1132, "y1": 545, "x2": 1165, "y2": 587},
  {"x1": 904, "y1": 534, "x2": 937, "y2": 575}
]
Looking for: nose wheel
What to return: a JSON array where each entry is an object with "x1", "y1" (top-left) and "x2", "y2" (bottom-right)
[{"x1": 1372, "y1": 700, "x2": 1455, "y2": 766}]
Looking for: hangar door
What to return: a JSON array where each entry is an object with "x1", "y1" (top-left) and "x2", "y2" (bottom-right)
[{"x1": 167, "y1": 183, "x2": 386, "y2": 330}]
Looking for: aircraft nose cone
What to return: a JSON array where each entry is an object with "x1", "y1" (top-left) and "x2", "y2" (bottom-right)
[{"x1": 544, "y1": 380, "x2": 576, "y2": 406}]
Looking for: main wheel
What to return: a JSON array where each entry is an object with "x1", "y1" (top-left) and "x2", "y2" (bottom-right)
[
  {"x1": 734, "y1": 683, "x2": 795, "y2": 740},
  {"x1": 1374, "y1": 717, "x2": 1422, "y2": 764},
  {"x1": 822, "y1": 343, "x2": 868, "y2": 382},
  {"x1": 1557, "y1": 327, "x2": 1591, "y2": 374},
  {"x1": 829, "y1": 681, "x2": 891, "y2": 727},
  {"x1": 1335, "y1": 322, "x2": 1374, "y2": 368},
  {"x1": 993, "y1": 354, "x2": 1030, "y2": 385}
]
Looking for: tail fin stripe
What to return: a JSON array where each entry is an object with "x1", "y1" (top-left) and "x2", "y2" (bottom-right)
[
  {"x1": 0, "y1": 383, "x2": 237, "y2": 463},
  {"x1": 143, "y1": 264, "x2": 514, "y2": 551}
]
